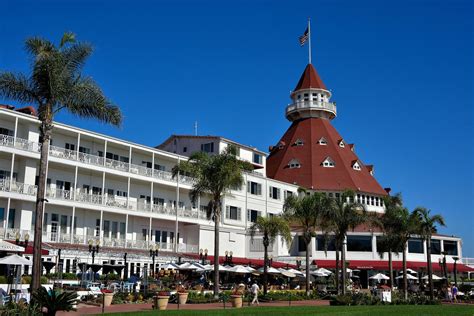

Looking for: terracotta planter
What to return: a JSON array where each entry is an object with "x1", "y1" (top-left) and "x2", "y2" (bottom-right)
[
  {"x1": 103, "y1": 293, "x2": 114, "y2": 307},
  {"x1": 178, "y1": 292, "x2": 189, "y2": 305},
  {"x1": 157, "y1": 296, "x2": 169, "y2": 310},
  {"x1": 230, "y1": 295, "x2": 243, "y2": 308}
]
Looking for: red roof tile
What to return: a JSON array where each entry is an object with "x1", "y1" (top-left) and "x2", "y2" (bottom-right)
[
  {"x1": 266, "y1": 117, "x2": 387, "y2": 195},
  {"x1": 293, "y1": 64, "x2": 327, "y2": 92}
]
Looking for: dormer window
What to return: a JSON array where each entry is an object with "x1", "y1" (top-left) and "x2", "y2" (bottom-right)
[
  {"x1": 352, "y1": 160, "x2": 361, "y2": 171},
  {"x1": 367, "y1": 165, "x2": 374, "y2": 176},
  {"x1": 288, "y1": 159, "x2": 301, "y2": 169},
  {"x1": 277, "y1": 141, "x2": 286, "y2": 149},
  {"x1": 321, "y1": 157, "x2": 335, "y2": 168},
  {"x1": 294, "y1": 139, "x2": 304, "y2": 146},
  {"x1": 338, "y1": 139, "x2": 345, "y2": 148},
  {"x1": 318, "y1": 137, "x2": 328, "y2": 145}
]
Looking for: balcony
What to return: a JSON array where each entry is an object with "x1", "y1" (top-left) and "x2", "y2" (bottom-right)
[
  {"x1": 49, "y1": 145, "x2": 194, "y2": 186},
  {"x1": 285, "y1": 100, "x2": 337, "y2": 120},
  {"x1": 0, "y1": 179, "x2": 37, "y2": 196},
  {"x1": 0, "y1": 134, "x2": 41, "y2": 153}
]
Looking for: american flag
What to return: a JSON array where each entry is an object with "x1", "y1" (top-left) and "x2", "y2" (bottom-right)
[{"x1": 299, "y1": 27, "x2": 309, "y2": 46}]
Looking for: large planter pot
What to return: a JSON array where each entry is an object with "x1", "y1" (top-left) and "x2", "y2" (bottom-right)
[
  {"x1": 230, "y1": 295, "x2": 243, "y2": 308},
  {"x1": 103, "y1": 293, "x2": 114, "y2": 307},
  {"x1": 157, "y1": 296, "x2": 170, "y2": 310},
  {"x1": 178, "y1": 292, "x2": 189, "y2": 305}
]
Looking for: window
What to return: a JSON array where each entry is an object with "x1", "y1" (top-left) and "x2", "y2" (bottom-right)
[
  {"x1": 183, "y1": 147, "x2": 187, "y2": 153},
  {"x1": 408, "y1": 238, "x2": 424, "y2": 254},
  {"x1": 339, "y1": 139, "x2": 345, "y2": 148},
  {"x1": 284, "y1": 190, "x2": 294, "y2": 199},
  {"x1": 318, "y1": 137, "x2": 327, "y2": 145},
  {"x1": 142, "y1": 229, "x2": 147, "y2": 239},
  {"x1": 120, "y1": 222, "x2": 126, "y2": 239},
  {"x1": 43, "y1": 213, "x2": 48, "y2": 232},
  {"x1": 225, "y1": 206, "x2": 241, "y2": 221},
  {"x1": 347, "y1": 235, "x2": 372, "y2": 252},
  {"x1": 95, "y1": 219, "x2": 100, "y2": 237},
  {"x1": 298, "y1": 236, "x2": 307, "y2": 252},
  {"x1": 154, "y1": 164, "x2": 165, "y2": 171},
  {"x1": 7, "y1": 209, "x2": 15, "y2": 229},
  {"x1": 247, "y1": 181, "x2": 262, "y2": 195},
  {"x1": 0, "y1": 127, "x2": 13, "y2": 136},
  {"x1": 201, "y1": 142, "x2": 214, "y2": 153},
  {"x1": 60, "y1": 215, "x2": 67, "y2": 234},
  {"x1": 103, "y1": 220, "x2": 110, "y2": 237},
  {"x1": 322, "y1": 157, "x2": 335, "y2": 167},
  {"x1": 79, "y1": 146, "x2": 90, "y2": 154},
  {"x1": 65, "y1": 143, "x2": 75, "y2": 151},
  {"x1": 288, "y1": 159, "x2": 301, "y2": 169},
  {"x1": 253, "y1": 153, "x2": 263, "y2": 164},
  {"x1": 0, "y1": 170, "x2": 17, "y2": 181},
  {"x1": 303, "y1": 93, "x2": 309, "y2": 101},
  {"x1": 116, "y1": 190, "x2": 127, "y2": 197},
  {"x1": 112, "y1": 222, "x2": 118, "y2": 238},
  {"x1": 316, "y1": 235, "x2": 336, "y2": 251},
  {"x1": 269, "y1": 186, "x2": 280, "y2": 200},
  {"x1": 443, "y1": 240, "x2": 458, "y2": 255},
  {"x1": 293, "y1": 139, "x2": 304, "y2": 146},
  {"x1": 247, "y1": 209, "x2": 260, "y2": 223},
  {"x1": 352, "y1": 161, "x2": 361, "y2": 171},
  {"x1": 161, "y1": 231, "x2": 168, "y2": 243},
  {"x1": 431, "y1": 239, "x2": 441, "y2": 255},
  {"x1": 107, "y1": 188, "x2": 114, "y2": 196}
]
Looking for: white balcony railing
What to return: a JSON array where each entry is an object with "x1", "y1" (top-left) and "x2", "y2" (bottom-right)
[
  {"x1": 49, "y1": 145, "x2": 194, "y2": 186},
  {"x1": 286, "y1": 100, "x2": 337, "y2": 117},
  {"x1": 0, "y1": 179, "x2": 37, "y2": 196},
  {"x1": 0, "y1": 134, "x2": 41, "y2": 153}
]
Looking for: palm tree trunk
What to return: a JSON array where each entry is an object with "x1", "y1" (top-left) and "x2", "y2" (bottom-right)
[
  {"x1": 427, "y1": 237, "x2": 434, "y2": 300},
  {"x1": 305, "y1": 239, "x2": 310, "y2": 296},
  {"x1": 32, "y1": 115, "x2": 52, "y2": 290},
  {"x1": 388, "y1": 251, "x2": 393, "y2": 290},
  {"x1": 213, "y1": 204, "x2": 220, "y2": 298},
  {"x1": 263, "y1": 241, "x2": 268, "y2": 295},
  {"x1": 341, "y1": 238, "x2": 346, "y2": 295},
  {"x1": 403, "y1": 244, "x2": 408, "y2": 300},
  {"x1": 335, "y1": 248, "x2": 340, "y2": 295}
]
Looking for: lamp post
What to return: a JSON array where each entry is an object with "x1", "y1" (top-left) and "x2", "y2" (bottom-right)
[
  {"x1": 224, "y1": 251, "x2": 233, "y2": 265},
  {"x1": 453, "y1": 256, "x2": 459, "y2": 286},
  {"x1": 199, "y1": 248, "x2": 208, "y2": 265},
  {"x1": 88, "y1": 239, "x2": 100, "y2": 264},
  {"x1": 149, "y1": 245, "x2": 159, "y2": 277},
  {"x1": 123, "y1": 253, "x2": 128, "y2": 280}
]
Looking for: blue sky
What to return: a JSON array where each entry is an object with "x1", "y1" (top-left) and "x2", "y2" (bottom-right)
[{"x1": 2, "y1": 0, "x2": 473, "y2": 255}]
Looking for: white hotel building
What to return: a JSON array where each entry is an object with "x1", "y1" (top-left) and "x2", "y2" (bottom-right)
[{"x1": 0, "y1": 61, "x2": 469, "y2": 286}]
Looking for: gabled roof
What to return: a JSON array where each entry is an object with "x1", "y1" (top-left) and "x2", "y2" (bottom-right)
[
  {"x1": 266, "y1": 117, "x2": 387, "y2": 195},
  {"x1": 293, "y1": 64, "x2": 327, "y2": 92}
]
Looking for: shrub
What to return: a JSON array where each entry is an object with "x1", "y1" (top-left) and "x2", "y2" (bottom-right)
[
  {"x1": 0, "y1": 275, "x2": 8, "y2": 284},
  {"x1": 31, "y1": 287, "x2": 78, "y2": 316}
]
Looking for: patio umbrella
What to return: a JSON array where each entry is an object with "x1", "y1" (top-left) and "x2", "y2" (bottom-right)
[
  {"x1": 279, "y1": 269, "x2": 296, "y2": 278},
  {"x1": 369, "y1": 273, "x2": 390, "y2": 281},
  {"x1": 161, "y1": 263, "x2": 179, "y2": 270},
  {"x1": 422, "y1": 274, "x2": 443, "y2": 280},
  {"x1": 399, "y1": 268, "x2": 418, "y2": 274},
  {"x1": 311, "y1": 270, "x2": 329, "y2": 277},
  {"x1": 313, "y1": 267, "x2": 332, "y2": 275},
  {"x1": 229, "y1": 265, "x2": 253, "y2": 274},
  {"x1": 178, "y1": 262, "x2": 196, "y2": 270},
  {"x1": 0, "y1": 254, "x2": 32, "y2": 266},
  {"x1": 396, "y1": 274, "x2": 418, "y2": 280},
  {"x1": 286, "y1": 268, "x2": 305, "y2": 276},
  {"x1": 257, "y1": 267, "x2": 281, "y2": 274}
]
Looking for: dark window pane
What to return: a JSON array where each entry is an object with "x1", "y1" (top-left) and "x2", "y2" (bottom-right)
[
  {"x1": 431, "y1": 240, "x2": 441, "y2": 255},
  {"x1": 298, "y1": 236, "x2": 307, "y2": 252},
  {"x1": 347, "y1": 235, "x2": 372, "y2": 252},
  {"x1": 316, "y1": 236, "x2": 336, "y2": 251},
  {"x1": 408, "y1": 238, "x2": 424, "y2": 254},
  {"x1": 443, "y1": 240, "x2": 458, "y2": 256}
]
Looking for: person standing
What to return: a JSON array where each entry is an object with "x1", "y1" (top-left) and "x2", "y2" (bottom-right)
[
  {"x1": 452, "y1": 284, "x2": 458, "y2": 303},
  {"x1": 250, "y1": 281, "x2": 260, "y2": 306},
  {"x1": 447, "y1": 285, "x2": 453, "y2": 302}
]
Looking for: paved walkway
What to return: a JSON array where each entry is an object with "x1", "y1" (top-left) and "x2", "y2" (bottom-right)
[{"x1": 58, "y1": 300, "x2": 330, "y2": 315}]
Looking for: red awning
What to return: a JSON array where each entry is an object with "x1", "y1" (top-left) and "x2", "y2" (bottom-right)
[
  {"x1": 4, "y1": 241, "x2": 49, "y2": 256},
  {"x1": 313, "y1": 259, "x2": 473, "y2": 273},
  {"x1": 185, "y1": 253, "x2": 295, "y2": 269}
]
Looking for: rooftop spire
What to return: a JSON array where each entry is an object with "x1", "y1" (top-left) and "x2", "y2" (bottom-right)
[{"x1": 293, "y1": 64, "x2": 327, "y2": 92}]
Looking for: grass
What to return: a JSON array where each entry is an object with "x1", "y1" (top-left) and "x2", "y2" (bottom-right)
[{"x1": 102, "y1": 305, "x2": 474, "y2": 316}]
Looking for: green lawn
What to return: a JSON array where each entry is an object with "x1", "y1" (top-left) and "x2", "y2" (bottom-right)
[{"x1": 103, "y1": 305, "x2": 474, "y2": 316}]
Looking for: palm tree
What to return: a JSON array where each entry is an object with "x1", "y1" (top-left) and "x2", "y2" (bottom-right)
[
  {"x1": 249, "y1": 215, "x2": 292, "y2": 295},
  {"x1": 372, "y1": 193, "x2": 405, "y2": 290},
  {"x1": 323, "y1": 190, "x2": 365, "y2": 295},
  {"x1": 0, "y1": 33, "x2": 122, "y2": 290},
  {"x1": 413, "y1": 207, "x2": 446, "y2": 300},
  {"x1": 32, "y1": 287, "x2": 78, "y2": 316},
  {"x1": 172, "y1": 146, "x2": 252, "y2": 297},
  {"x1": 283, "y1": 191, "x2": 331, "y2": 295}
]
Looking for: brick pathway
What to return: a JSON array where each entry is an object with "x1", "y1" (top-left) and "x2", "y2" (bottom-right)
[{"x1": 57, "y1": 300, "x2": 330, "y2": 315}]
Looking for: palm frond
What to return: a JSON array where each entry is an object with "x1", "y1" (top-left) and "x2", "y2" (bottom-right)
[
  {"x1": 0, "y1": 72, "x2": 37, "y2": 104},
  {"x1": 60, "y1": 32, "x2": 76, "y2": 48}
]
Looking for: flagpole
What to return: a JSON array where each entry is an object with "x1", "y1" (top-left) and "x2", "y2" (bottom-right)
[{"x1": 308, "y1": 18, "x2": 312, "y2": 64}]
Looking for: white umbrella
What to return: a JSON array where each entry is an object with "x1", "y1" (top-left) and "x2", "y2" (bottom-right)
[
  {"x1": 396, "y1": 274, "x2": 418, "y2": 280},
  {"x1": 203, "y1": 264, "x2": 229, "y2": 271},
  {"x1": 229, "y1": 265, "x2": 253, "y2": 274},
  {"x1": 312, "y1": 271, "x2": 329, "y2": 277},
  {"x1": 178, "y1": 262, "x2": 196, "y2": 270},
  {"x1": 286, "y1": 268, "x2": 305, "y2": 276},
  {"x1": 422, "y1": 274, "x2": 443, "y2": 280},
  {"x1": 0, "y1": 254, "x2": 32, "y2": 266},
  {"x1": 399, "y1": 268, "x2": 418, "y2": 274},
  {"x1": 258, "y1": 267, "x2": 281, "y2": 274},
  {"x1": 313, "y1": 268, "x2": 332, "y2": 275},
  {"x1": 279, "y1": 269, "x2": 296, "y2": 278},
  {"x1": 369, "y1": 273, "x2": 390, "y2": 281},
  {"x1": 161, "y1": 263, "x2": 179, "y2": 270}
]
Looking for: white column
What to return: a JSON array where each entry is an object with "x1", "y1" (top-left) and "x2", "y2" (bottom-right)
[
  {"x1": 99, "y1": 210, "x2": 104, "y2": 243},
  {"x1": 9, "y1": 153, "x2": 15, "y2": 190},
  {"x1": 73, "y1": 166, "x2": 78, "y2": 201},
  {"x1": 174, "y1": 157, "x2": 180, "y2": 252},
  {"x1": 103, "y1": 140, "x2": 107, "y2": 166},
  {"x1": 149, "y1": 217, "x2": 152, "y2": 245},
  {"x1": 127, "y1": 177, "x2": 131, "y2": 209},
  {"x1": 125, "y1": 214, "x2": 129, "y2": 247},
  {"x1": 13, "y1": 117, "x2": 18, "y2": 147},
  {"x1": 76, "y1": 133, "x2": 81, "y2": 161}
]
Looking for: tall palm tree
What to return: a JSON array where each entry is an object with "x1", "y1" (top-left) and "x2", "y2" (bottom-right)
[
  {"x1": 283, "y1": 191, "x2": 331, "y2": 295},
  {"x1": 0, "y1": 33, "x2": 122, "y2": 289},
  {"x1": 390, "y1": 206, "x2": 419, "y2": 300},
  {"x1": 249, "y1": 215, "x2": 292, "y2": 295},
  {"x1": 413, "y1": 207, "x2": 446, "y2": 300},
  {"x1": 172, "y1": 146, "x2": 252, "y2": 297},
  {"x1": 371, "y1": 193, "x2": 405, "y2": 290},
  {"x1": 323, "y1": 190, "x2": 365, "y2": 295}
]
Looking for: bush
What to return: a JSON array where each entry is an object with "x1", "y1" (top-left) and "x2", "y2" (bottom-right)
[
  {"x1": 21, "y1": 276, "x2": 48, "y2": 285},
  {"x1": 261, "y1": 290, "x2": 319, "y2": 301},
  {"x1": 0, "y1": 275, "x2": 7, "y2": 284},
  {"x1": 330, "y1": 293, "x2": 381, "y2": 306},
  {"x1": 46, "y1": 273, "x2": 78, "y2": 280}
]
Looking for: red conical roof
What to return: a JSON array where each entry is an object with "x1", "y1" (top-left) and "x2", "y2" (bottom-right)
[
  {"x1": 266, "y1": 118, "x2": 387, "y2": 195},
  {"x1": 294, "y1": 64, "x2": 327, "y2": 92}
]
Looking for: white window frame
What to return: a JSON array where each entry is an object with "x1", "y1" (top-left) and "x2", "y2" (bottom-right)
[
  {"x1": 322, "y1": 157, "x2": 335, "y2": 168},
  {"x1": 288, "y1": 159, "x2": 301, "y2": 169}
]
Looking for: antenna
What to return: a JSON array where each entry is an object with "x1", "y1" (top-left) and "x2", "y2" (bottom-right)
[{"x1": 194, "y1": 121, "x2": 198, "y2": 136}]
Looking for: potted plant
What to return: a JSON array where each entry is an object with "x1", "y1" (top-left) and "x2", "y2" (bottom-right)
[
  {"x1": 154, "y1": 291, "x2": 170, "y2": 310},
  {"x1": 101, "y1": 289, "x2": 114, "y2": 307},
  {"x1": 177, "y1": 288, "x2": 189, "y2": 305},
  {"x1": 230, "y1": 288, "x2": 243, "y2": 308}
]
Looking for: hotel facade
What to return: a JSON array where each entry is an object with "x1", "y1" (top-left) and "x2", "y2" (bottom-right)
[{"x1": 0, "y1": 62, "x2": 468, "y2": 286}]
